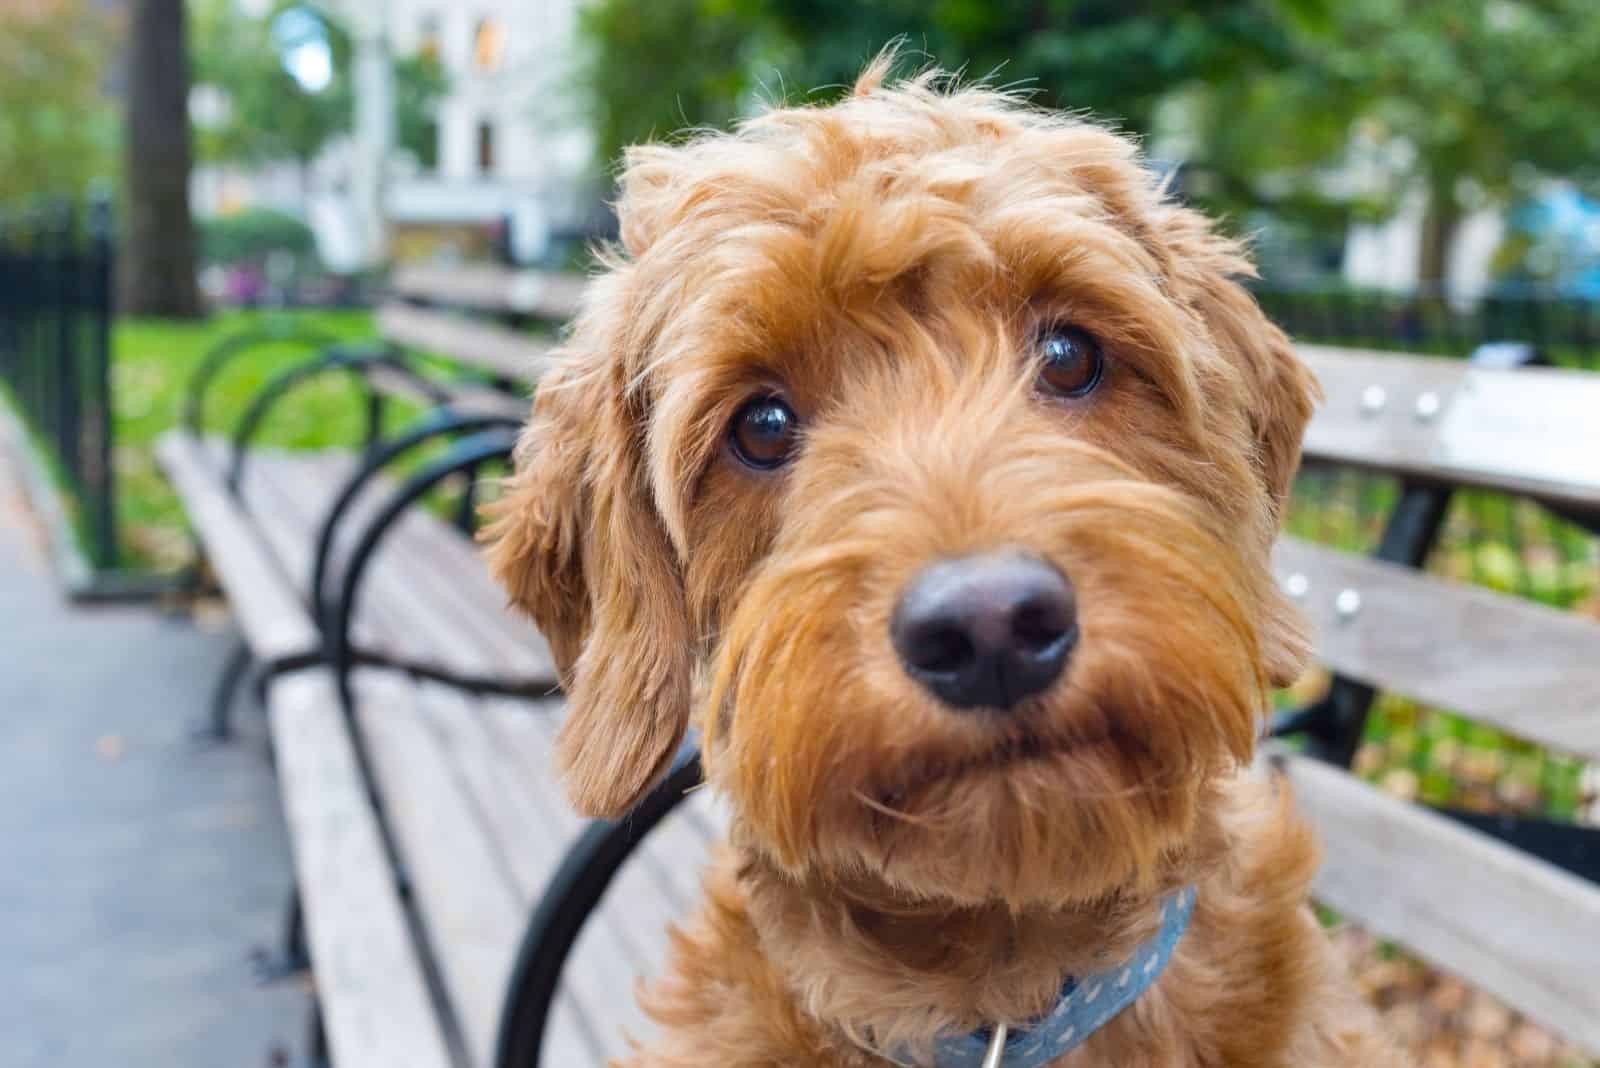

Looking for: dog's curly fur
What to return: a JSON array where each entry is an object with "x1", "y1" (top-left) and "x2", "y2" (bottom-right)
[{"x1": 485, "y1": 54, "x2": 1410, "y2": 1067}]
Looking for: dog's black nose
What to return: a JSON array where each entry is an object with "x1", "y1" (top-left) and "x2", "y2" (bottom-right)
[{"x1": 891, "y1": 552, "x2": 1077, "y2": 712}]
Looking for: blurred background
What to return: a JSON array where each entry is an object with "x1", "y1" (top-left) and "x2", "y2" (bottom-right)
[
  {"x1": 0, "y1": 2, "x2": 1595, "y2": 1067},
  {"x1": 2, "y1": 0, "x2": 1598, "y2": 571}
]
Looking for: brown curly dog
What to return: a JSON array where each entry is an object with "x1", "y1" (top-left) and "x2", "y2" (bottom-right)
[{"x1": 485, "y1": 55, "x2": 1409, "y2": 1068}]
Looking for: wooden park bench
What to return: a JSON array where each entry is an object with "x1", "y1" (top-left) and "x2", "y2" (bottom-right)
[
  {"x1": 153, "y1": 262, "x2": 711, "y2": 1067},
  {"x1": 158, "y1": 272, "x2": 1600, "y2": 1068},
  {"x1": 1263, "y1": 343, "x2": 1600, "y2": 1057}
]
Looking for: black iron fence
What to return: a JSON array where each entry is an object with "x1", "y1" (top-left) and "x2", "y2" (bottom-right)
[
  {"x1": 1254, "y1": 284, "x2": 1600, "y2": 370},
  {"x1": 0, "y1": 197, "x2": 117, "y2": 568}
]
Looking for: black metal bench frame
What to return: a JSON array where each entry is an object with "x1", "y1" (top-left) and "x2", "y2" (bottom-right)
[
  {"x1": 185, "y1": 325, "x2": 528, "y2": 730},
  {"x1": 180, "y1": 323, "x2": 532, "y2": 1057}
]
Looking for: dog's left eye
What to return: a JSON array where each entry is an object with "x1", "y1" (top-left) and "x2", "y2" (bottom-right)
[
  {"x1": 1035, "y1": 324, "x2": 1105, "y2": 398},
  {"x1": 729, "y1": 396, "x2": 799, "y2": 470}
]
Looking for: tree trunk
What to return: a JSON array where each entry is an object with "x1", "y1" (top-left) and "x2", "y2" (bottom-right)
[
  {"x1": 120, "y1": 0, "x2": 202, "y2": 318},
  {"x1": 1416, "y1": 177, "x2": 1462, "y2": 300}
]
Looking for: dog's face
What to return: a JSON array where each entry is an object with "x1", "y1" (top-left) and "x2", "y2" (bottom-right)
[{"x1": 487, "y1": 66, "x2": 1318, "y2": 909}]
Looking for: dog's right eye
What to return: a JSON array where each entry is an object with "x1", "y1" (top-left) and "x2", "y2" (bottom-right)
[
  {"x1": 729, "y1": 396, "x2": 799, "y2": 470},
  {"x1": 1035, "y1": 323, "x2": 1105, "y2": 398}
]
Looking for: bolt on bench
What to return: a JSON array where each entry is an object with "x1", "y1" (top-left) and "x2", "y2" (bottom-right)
[{"x1": 160, "y1": 292, "x2": 1600, "y2": 1067}]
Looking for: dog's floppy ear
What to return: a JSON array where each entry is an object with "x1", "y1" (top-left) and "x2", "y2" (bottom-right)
[
  {"x1": 1200, "y1": 281, "x2": 1321, "y2": 517},
  {"x1": 1195, "y1": 274, "x2": 1321, "y2": 689},
  {"x1": 483, "y1": 315, "x2": 693, "y2": 819},
  {"x1": 1157, "y1": 204, "x2": 1321, "y2": 687},
  {"x1": 1156, "y1": 204, "x2": 1320, "y2": 516}
]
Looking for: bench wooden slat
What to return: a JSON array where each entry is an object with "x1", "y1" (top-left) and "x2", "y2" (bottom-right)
[
  {"x1": 479, "y1": 698, "x2": 722, "y2": 1064},
  {"x1": 268, "y1": 671, "x2": 456, "y2": 1068},
  {"x1": 353, "y1": 669, "x2": 539, "y2": 1068},
  {"x1": 224, "y1": 449, "x2": 396, "y2": 659},
  {"x1": 333, "y1": 521, "x2": 658, "y2": 1060},
  {"x1": 1273, "y1": 749, "x2": 1600, "y2": 1055},
  {"x1": 417, "y1": 688, "x2": 657, "y2": 1061},
  {"x1": 233, "y1": 445, "x2": 556, "y2": 687},
  {"x1": 167, "y1": 443, "x2": 597, "y2": 1063},
  {"x1": 379, "y1": 301, "x2": 555, "y2": 382},
  {"x1": 384, "y1": 508, "x2": 557, "y2": 683},
  {"x1": 346, "y1": 535, "x2": 669, "y2": 1016},
  {"x1": 391, "y1": 264, "x2": 586, "y2": 321},
  {"x1": 486, "y1": 692, "x2": 726, "y2": 916},
  {"x1": 154, "y1": 431, "x2": 318, "y2": 662},
  {"x1": 1275, "y1": 537, "x2": 1600, "y2": 759},
  {"x1": 480, "y1": 695, "x2": 707, "y2": 962},
  {"x1": 1297, "y1": 345, "x2": 1600, "y2": 512}
]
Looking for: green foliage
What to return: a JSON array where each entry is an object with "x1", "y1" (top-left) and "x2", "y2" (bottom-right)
[
  {"x1": 192, "y1": 0, "x2": 352, "y2": 168},
  {"x1": 757, "y1": 0, "x2": 1302, "y2": 135},
  {"x1": 1322, "y1": 1, "x2": 1600, "y2": 198},
  {"x1": 191, "y1": 0, "x2": 448, "y2": 175},
  {"x1": 1182, "y1": 0, "x2": 1600, "y2": 284},
  {"x1": 0, "y1": 0, "x2": 118, "y2": 204},
  {"x1": 576, "y1": 0, "x2": 1600, "y2": 289},
  {"x1": 396, "y1": 52, "x2": 449, "y2": 170},
  {"x1": 575, "y1": 0, "x2": 772, "y2": 172},
  {"x1": 199, "y1": 208, "x2": 317, "y2": 266},
  {"x1": 112, "y1": 309, "x2": 382, "y2": 568},
  {"x1": 575, "y1": 0, "x2": 1317, "y2": 171}
]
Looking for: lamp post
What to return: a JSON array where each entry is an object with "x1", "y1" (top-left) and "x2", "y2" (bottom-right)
[{"x1": 344, "y1": 0, "x2": 393, "y2": 268}]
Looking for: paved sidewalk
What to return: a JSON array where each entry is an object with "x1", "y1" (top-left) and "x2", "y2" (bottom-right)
[{"x1": 0, "y1": 454, "x2": 302, "y2": 1066}]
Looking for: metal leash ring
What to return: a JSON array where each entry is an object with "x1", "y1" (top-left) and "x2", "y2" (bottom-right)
[{"x1": 979, "y1": 1023, "x2": 1009, "y2": 1068}]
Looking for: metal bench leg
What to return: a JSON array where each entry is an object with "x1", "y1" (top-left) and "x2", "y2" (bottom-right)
[
  {"x1": 197, "y1": 637, "x2": 255, "y2": 743},
  {"x1": 306, "y1": 997, "x2": 330, "y2": 1068},
  {"x1": 254, "y1": 886, "x2": 311, "y2": 983}
]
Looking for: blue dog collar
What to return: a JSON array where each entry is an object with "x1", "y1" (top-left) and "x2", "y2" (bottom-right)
[{"x1": 883, "y1": 887, "x2": 1196, "y2": 1068}]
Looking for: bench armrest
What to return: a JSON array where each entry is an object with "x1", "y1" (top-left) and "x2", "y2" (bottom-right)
[
  {"x1": 222, "y1": 346, "x2": 458, "y2": 493},
  {"x1": 184, "y1": 324, "x2": 346, "y2": 436},
  {"x1": 309, "y1": 409, "x2": 524, "y2": 627},
  {"x1": 323, "y1": 428, "x2": 521, "y2": 709},
  {"x1": 494, "y1": 743, "x2": 703, "y2": 1068}
]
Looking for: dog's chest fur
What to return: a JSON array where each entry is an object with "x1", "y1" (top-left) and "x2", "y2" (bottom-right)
[{"x1": 621, "y1": 776, "x2": 1409, "y2": 1067}]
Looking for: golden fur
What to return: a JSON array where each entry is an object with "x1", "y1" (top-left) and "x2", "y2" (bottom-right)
[{"x1": 485, "y1": 54, "x2": 1409, "y2": 1067}]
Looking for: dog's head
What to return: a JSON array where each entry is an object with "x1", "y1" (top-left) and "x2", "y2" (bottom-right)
[{"x1": 486, "y1": 61, "x2": 1318, "y2": 908}]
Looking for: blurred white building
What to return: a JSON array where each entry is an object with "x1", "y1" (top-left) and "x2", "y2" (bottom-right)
[
  {"x1": 195, "y1": 0, "x2": 600, "y2": 272},
  {"x1": 378, "y1": 0, "x2": 598, "y2": 241}
]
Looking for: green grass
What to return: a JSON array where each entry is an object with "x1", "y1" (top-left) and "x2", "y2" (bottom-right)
[{"x1": 114, "y1": 309, "x2": 381, "y2": 569}]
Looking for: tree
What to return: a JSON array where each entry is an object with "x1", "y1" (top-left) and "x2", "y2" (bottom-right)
[
  {"x1": 575, "y1": 0, "x2": 772, "y2": 173},
  {"x1": 192, "y1": 1, "x2": 352, "y2": 202},
  {"x1": 1185, "y1": 0, "x2": 1600, "y2": 290},
  {"x1": 123, "y1": 0, "x2": 202, "y2": 317},
  {"x1": 395, "y1": 52, "x2": 449, "y2": 171},
  {"x1": 0, "y1": 0, "x2": 117, "y2": 206},
  {"x1": 192, "y1": 1, "x2": 449, "y2": 204},
  {"x1": 575, "y1": 0, "x2": 1316, "y2": 173}
]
